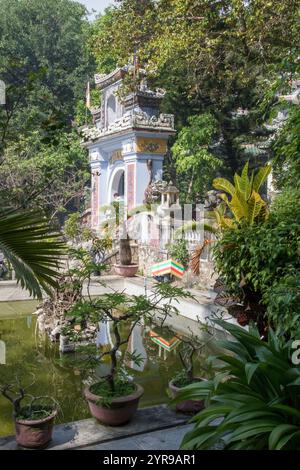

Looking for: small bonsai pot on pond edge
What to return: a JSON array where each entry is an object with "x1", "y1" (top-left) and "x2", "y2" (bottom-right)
[
  {"x1": 15, "y1": 409, "x2": 57, "y2": 449},
  {"x1": 0, "y1": 377, "x2": 58, "y2": 449},
  {"x1": 169, "y1": 377, "x2": 205, "y2": 414},
  {"x1": 84, "y1": 383, "x2": 144, "y2": 426},
  {"x1": 167, "y1": 335, "x2": 207, "y2": 414}
]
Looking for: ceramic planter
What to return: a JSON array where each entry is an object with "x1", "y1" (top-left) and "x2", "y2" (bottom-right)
[
  {"x1": 114, "y1": 263, "x2": 138, "y2": 277},
  {"x1": 169, "y1": 379, "x2": 205, "y2": 413},
  {"x1": 84, "y1": 383, "x2": 144, "y2": 426},
  {"x1": 15, "y1": 409, "x2": 57, "y2": 449}
]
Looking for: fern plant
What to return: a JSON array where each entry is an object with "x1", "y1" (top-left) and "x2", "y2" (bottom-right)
[{"x1": 176, "y1": 319, "x2": 300, "y2": 450}]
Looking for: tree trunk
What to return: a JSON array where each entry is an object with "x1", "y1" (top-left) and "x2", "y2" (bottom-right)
[
  {"x1": 119, "y1": 236, "x2": 132, "y2": 266},
  {"x1": 108, "y1": 321, "x2": 121, "y2": 393}
]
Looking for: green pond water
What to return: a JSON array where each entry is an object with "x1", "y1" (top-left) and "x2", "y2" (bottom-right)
[{"x1": 0, "y1": 301, "x2": 213, "y2": 437}]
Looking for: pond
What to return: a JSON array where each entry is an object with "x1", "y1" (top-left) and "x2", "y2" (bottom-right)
[{"x1": 0, "y1": 301, "x2": 215, "y2": 437}]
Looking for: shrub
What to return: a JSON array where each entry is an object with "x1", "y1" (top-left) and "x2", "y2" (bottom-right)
[
  {"x1": 213, "y1": 187, "x2": 300, "y2": 339},
  {"x1": 176, "y1": 319, "x2": 300, "y2": 450},
  {"x1": 167, "y1": 239, "x2": 190, "y2": 269}
]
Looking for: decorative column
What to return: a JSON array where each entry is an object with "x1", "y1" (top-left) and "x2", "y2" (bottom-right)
[
  {"x1": 91, "y1": 166, "x2": 101, "y2": 230},
  {"x1": 125, "y1": 161, "x2": 136, "y2": 212},
  {"x1": 123, "y1": 136, "x2": 168, "y2": 209}
]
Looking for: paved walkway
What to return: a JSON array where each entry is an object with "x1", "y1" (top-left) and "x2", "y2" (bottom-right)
[{"x1": 83, "y1": 424, "x2": 192, "y2": 450}]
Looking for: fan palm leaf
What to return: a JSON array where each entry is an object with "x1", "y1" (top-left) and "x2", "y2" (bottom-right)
[{"x1": 0, "y1": 209, "x2": 65, "y2": 298}]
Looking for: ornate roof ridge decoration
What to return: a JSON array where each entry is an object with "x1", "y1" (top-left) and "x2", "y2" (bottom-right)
[
  {"x1": 81, "y1": 111, "x2": 175, "y2": 142},
  {"x1": 94, "y1": 67, "x2": 126, "y2": 89},
  {"x1": 95, "y1": 65, "x2": 147, "y2": 90},
  {"x1": 123, "y1": 88, "x2": 166, "y2": 102}
]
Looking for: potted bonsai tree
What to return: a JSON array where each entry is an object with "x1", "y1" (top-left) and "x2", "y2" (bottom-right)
[
  {"x1": 66, "y1": 281, "x2": 193, "y2": 426},
  {"x1": 102, "y1": 201, "x2": 151, "y2": 277},
  {"x1": 0, "y1": 375, "x2": 58, "y2": 449},
  {"x1": 114, "y1": 233, "x2": 139, "y2": 277},
  {"x1": 168, "y1": 329, "x2": 212, "y2": 413}
]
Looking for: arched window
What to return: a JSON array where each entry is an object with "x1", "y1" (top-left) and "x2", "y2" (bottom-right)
[
  {"x1": 118, "y1": 171, "x2": 125, "y2": 197},
  {"x1": 107, "y1": 94, "x2": 116, "y2": 125},
  {"x1": 109, "y1": 168, "x2": 125, "y2": 203}
]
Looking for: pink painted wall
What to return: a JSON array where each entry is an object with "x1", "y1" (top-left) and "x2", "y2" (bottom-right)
[{"x1": 126, "y1": 163, "x2": 135, "y2": 211}]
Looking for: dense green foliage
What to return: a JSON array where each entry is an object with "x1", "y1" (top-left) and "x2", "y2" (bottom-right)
[
  {"x1": 176, "y1": 319, "x2": 300, "y2": 450},
  {"x1": 172, "y1": 114, "x2": 222, "y2": 202},
  {"x1": 213, "y1": 188, "x2": 300, "y2": 339},
  {"x1": 0, "y1": 0, "x2": 93, "y2": 149},
  {"x1": 0, "y1": 0, "x2": 94, "y2": 221},
  {"x1": 273, "y1": 107, "x2": 300, "y2": 190},
  {"x1": 91, "y1": 0, "x2": 300, "y2": 200},
  {"x1": 167, "y1": 239, "x2": 190, "y2": 269},
  {"x1": 0, "y1": 132, "x2": 89, "y2": 218}
]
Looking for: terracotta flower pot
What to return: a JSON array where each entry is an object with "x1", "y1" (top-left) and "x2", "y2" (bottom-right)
[
  {"x1": 169, "y1": 379, "x2": 205, "y2": 414},
  {"x1": 15, "y1": 409, "x2": 57, "y2": 449},
  {"x1": 84, "y1": 383, "x2": 144, "y2": 426},
  {"x1": 114, "y1": 264, "x2": 138, "y2": 277}
]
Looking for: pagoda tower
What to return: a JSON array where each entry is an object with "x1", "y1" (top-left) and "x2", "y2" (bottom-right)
[{"x1": 82, "y1": 66, "x2": 175, "y2": 231}]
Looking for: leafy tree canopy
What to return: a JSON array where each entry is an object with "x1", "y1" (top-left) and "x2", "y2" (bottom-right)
[
  {"x1": 0, "y1": 0, "x2": 95, "y2": 221},
  {"x1": 172, "y1": 113, "x2": 222, "y2": 202},
  {"x1": 91, "y1": 0, "x2": 299, "y2": 186},
  {"x1": 0, "y1": 131, "x2": 89, "y2": 219},
  {"x1": 0, "y1": 0, "x2": 94, "y2": 152}
]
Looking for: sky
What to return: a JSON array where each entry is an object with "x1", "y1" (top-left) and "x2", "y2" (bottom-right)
[{"x1": 80, "y1": 0, "x2": 113, "y2": 16}]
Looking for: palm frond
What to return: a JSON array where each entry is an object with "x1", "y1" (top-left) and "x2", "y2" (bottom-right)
[{"x1": 0, "y1": 209, "x2": 66, "y2": 298}]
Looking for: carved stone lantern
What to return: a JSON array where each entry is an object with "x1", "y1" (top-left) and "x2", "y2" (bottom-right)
[
  {"x1": 157, "y1": 181, "x2": 180, "y2": 217},
  {"x1": 157, "y1": 182, "x2": 181, "y2": 247}
]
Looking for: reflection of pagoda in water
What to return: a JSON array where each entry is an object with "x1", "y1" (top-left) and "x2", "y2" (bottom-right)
[
  {"x1": 96, "y1": 317, "x2": 114, "y2": 350},
  {"x1": 125, "y1": 323, "x2": 147, "y2": 372}
]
